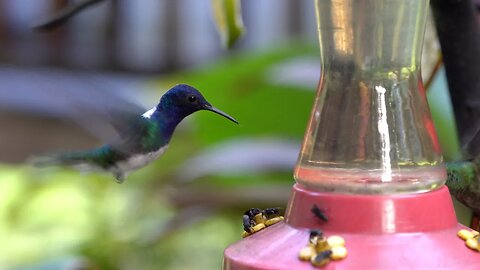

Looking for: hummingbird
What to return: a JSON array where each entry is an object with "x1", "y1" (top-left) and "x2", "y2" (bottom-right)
[
  {"x1": 445, "y1": 129, "x2": 480, "y2": 215},
  {"x1": 446, "y1": 159, "x2": 480, "y2": 215},
  {"x1": 33, "y1": 84, "x2": 238, "y2": 183}
]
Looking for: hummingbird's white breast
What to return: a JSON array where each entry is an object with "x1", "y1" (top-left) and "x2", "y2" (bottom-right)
[{"x1": 111, "y1": 145, "x2": 168, "y2": 182}]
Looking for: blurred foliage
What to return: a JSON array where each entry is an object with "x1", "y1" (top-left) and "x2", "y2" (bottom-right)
[
  {"x1": 426, "y1": 68, "x2": 462, "y2": 161},
  {"x1": 0, "y1": 164, "x2": 239, "y2": 270}
]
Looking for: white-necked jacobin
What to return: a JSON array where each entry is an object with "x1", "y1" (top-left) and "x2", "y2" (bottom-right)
[{"x1": 33, "y1": 84, "x2": 238, "y2": 182}]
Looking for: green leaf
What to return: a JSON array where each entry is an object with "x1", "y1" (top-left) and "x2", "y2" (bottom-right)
[{"x1": 211, "y1": 0, "x2": 245, "y2": 49}]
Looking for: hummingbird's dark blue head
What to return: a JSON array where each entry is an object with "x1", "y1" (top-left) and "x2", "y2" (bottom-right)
[{"x1": 157, "y1": 84, "x2": 238, "y2": 124}]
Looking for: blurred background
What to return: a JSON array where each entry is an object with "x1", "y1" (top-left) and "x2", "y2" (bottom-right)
[{"x1": 0, "y1": 1, "x2": 470, "y2": 269}]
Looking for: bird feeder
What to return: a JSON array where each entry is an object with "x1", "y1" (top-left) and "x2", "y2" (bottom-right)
[{"x1": 223, "y1": 0, "x2": 480, "y2": 269}]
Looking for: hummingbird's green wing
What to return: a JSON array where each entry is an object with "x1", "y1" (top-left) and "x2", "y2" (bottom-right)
[{"x1": 105, "y1": 114, "x2": 158, "y2": 154}]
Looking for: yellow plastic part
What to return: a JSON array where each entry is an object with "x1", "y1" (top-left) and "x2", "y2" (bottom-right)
[
  {"x1": 330, "y1": 246, "x2": 348, "y2": 260},
  {"x1": 327, "y1": 235, "x2": 345, "y2": 247},
  {"x1": 265, "y1": 216, "x2": 284, "y2": 226},
  {"x1": 298, "y1": 246, "x2": 315, "y2": 261},
  {"x1": 458, "y1": 229, "x2": 475, "y2": 240}
]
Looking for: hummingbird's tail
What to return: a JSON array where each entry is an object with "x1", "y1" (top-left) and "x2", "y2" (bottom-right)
[
  {"x1": 29, "y1": 146, "x2": 128, "y2": 183},
  {"x1": 29, "y1": 151, "x2": 91, "y2": 168}
]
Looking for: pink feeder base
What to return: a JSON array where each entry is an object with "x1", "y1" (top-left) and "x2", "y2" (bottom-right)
[{"x1": 223, "y1": 185, "x2": 480, "y2": 270}]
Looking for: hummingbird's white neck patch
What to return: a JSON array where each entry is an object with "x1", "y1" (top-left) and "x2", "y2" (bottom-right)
[{"x1": 142, "y1": 107, "x2": 156, "y2": 118}]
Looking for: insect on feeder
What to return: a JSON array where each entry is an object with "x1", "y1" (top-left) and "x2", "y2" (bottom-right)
[{"x1": 223, "y1": 0, "x2": 480, "y2": 269}]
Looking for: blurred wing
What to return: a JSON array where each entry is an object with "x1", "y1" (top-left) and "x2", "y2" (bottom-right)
[
  {"x1": 0, "y1": 67, "x2": 148, "y2": 152},
  {"x1": 73, "y1": 77, "x2": 148, "y2": 151}
]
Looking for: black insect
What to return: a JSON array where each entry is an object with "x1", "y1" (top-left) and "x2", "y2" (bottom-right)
[
  {"x1": 242, "y1": 208, "x2": 262, "y2": 233},
  {"x1": 309, "y1": 229, "x2": 323, "y2": 244},
  {"x1": 311, "y1": 204, "x2": 328, "y2": 222},
  {"x1": 242, "y1": 207, "x2": 284, "y2": 233},
  {"x1": 311, "y1": 250, "x2": 332, "y2": 267},
  {"x1": 263, "y1": 207, "x2": 281, "y2": 219},
  {"x1": 309, "y1": 229, "x2": 323, "y2": 239},
  {"x1": 243, "y1": 214, "x2": 255, "y2": 233},
  {"x1": 244, "y1": 208, "x2": 262, "y2": 219}
]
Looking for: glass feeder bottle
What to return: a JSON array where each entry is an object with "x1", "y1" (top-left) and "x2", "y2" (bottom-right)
[{"x1": 294, "y1": 0, "x2": 446, "y2": 194}]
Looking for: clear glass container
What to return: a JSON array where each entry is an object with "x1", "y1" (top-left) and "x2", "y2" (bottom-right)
[{"x1": 294, "y1": 0, "x2": 446, "y2": 194}]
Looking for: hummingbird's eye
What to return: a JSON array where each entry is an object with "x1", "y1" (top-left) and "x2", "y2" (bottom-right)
[{"x1": 188, "y1": 95, "x2": 197, "y2": 102}]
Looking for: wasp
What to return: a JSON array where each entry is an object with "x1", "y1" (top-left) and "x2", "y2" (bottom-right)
[{"x1": 241, "y1": 207, "x2": 284, "y2": 237}]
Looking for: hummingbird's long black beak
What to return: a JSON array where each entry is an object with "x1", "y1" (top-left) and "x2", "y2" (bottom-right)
[{"x1": 204, "y1": 105, "x2": 238, "y2": 124}]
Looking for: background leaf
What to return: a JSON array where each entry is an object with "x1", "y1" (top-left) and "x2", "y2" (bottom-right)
[{"x1": 211, "y1": 0, "x2": 245, "y2": 49}]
